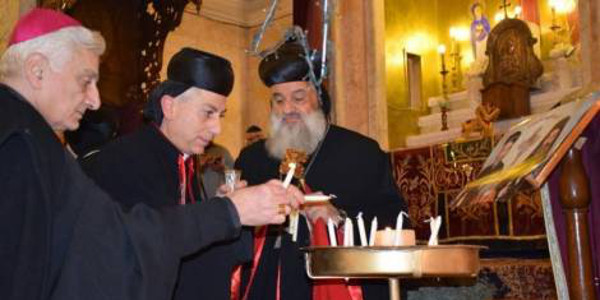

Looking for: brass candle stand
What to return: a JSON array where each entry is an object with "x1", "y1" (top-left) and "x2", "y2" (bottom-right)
[
  {"x1": 303, "y1": 245, "x2": 484, "y2": 300},
  {"x1": 439, "y1": 45, "x2": 450, "y2": 131}
]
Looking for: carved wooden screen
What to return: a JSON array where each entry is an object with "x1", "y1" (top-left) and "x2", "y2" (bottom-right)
[{"x1": 40, "y1": 0, "x2": 200, "y2": 133}]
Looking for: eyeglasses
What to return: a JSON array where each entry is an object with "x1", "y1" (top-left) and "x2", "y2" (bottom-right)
[{"x1": 271, "y1": 85, "x2": 313, "y2": 106}]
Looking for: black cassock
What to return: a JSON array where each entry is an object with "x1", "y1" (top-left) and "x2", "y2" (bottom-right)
[
  {"x1": 82, "y1": 125, "x2": 251, "y2": 300},
  {"x1": 0, "y1": 84, "x2": 242, "y2": 300},
  {"x1": 235, "y1": 124, "x2": 408, "y2": 300}
]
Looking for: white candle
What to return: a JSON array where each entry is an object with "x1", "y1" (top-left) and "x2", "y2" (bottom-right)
[
  {"x1": 356, "y1": 213, "x2": 367, "y2": 246},
  {"x1": 368, "y1": 217, "x2": 378, "y2": 246},
  {"x1": 282, "y1": 163, "x2": 296, "y2": 188},
  {"x1": 282, "y1": 162, "x2": 297, "y2": 241},
  {"x1": 343, "y1": 217, "x2": 354, "y2": 246},
  {"x1": 290, "y1": 210, "x2": 300, "y2": 242},
  {"x1": 394, "y1": 211, "x2": 409, "y2": 246},
  {"x1": 327, "y1": 218, "x2": 337, "y2": 246},
  {"x1": 427, "y1": 216, "x2": 442, "y2": 246}
]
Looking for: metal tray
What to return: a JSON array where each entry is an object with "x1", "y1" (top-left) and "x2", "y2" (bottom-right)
[{"x1": 303, "y1": 245, "x2": 483, "y2": 279}]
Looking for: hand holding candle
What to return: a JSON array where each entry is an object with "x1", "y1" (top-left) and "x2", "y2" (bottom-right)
[
  {"x1": 304, "y1": 193, "x2": 336, "y2": 203},
  {"x1": 282, "y1": 163, "x2": 300, "y2": 241}
]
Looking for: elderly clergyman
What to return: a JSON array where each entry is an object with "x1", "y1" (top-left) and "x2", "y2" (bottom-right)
[
  {"x1": 0, "y1": 8, "x2": 302, "y2": 300},
  {"x1": 235, "y1": 39, "x2": 408, "y2": 300}
]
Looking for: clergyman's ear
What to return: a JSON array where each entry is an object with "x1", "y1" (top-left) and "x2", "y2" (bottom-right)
[
  {"x1": 160, "y1": 94, "x2": 176, "y2": 121},
  {"x1": 23, "y1": 53, "x2": 49, "y2": 89}
]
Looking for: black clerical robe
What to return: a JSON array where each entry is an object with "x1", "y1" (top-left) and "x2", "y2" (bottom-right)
[
  {"x1": 82, "y1": 125, "x2": 251, "y2": 300},
  {"x1": 0, "y1": 83, "x2": 241, "y2": 300},
  {"x1": 235, "y1": 124, "x2": 408, "y2": 300}
]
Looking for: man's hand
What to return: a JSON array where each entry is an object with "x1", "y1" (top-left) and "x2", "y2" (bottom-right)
[
  {"x1": 303, "y1": 201, "x2": 342, "y2": 224},
  {"x1": 228, "y1": 179, "x2": 304, "y2": 226},
  {"x1": 216, "y1": 180, "x2": 247, "y2": 197}
]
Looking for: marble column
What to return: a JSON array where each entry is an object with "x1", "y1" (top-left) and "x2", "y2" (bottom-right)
[
  {"x1": 1, "y1": 0, "x2": 36, "y2": 53},
  {"x1": 578, "y1": 0, "x2": 600, "y2": 86},
  {"x1": 331, "y1": 0, "x2": 389, "y2": 149}
]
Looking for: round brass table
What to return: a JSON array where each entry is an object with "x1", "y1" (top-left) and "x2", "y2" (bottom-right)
[{"x1": 303, "y1": 245, "x2": 483, "y2": 300}]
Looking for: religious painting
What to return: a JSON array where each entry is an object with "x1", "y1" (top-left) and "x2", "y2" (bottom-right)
[
  {"x1": 452, "y1": 89, "x2": 600, "y2": 207},
  {"x1": 470, "y1": 1, "x2": 491, "y2": 70}
]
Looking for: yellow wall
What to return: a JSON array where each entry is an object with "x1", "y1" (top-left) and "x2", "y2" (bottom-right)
[
  {"x1": 537, "y1": 0, "x2": 578, "y2": 59},
  {"x1": 0, "y1": 0, "x2": 20, "y2": 54},
  {"x1": 386, "y1": 0, "x2": 435, "y2": 149},
  {"x1": 385, "y1": 0, "x2": 488, "y2": 148}
]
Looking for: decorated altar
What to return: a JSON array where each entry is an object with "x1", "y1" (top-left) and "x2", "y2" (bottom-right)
[{"x1": 391, "y1": 137, "x2": 556, "y2": 299}]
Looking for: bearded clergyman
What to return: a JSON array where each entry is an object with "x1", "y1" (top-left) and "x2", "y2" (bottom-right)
[{"x1": 234, "y1": 39, "x2": 409, "y2": 300}]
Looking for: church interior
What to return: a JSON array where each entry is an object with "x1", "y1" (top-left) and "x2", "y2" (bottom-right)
[{"x1": 2, "y1": 0, "x2": 600, "y2": 299}]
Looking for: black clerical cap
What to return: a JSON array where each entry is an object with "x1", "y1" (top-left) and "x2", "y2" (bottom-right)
[
  {"x1": 258, "y1": 40, "x2": 321, "y2": 87},
  {"x1": 144, "y1": 47, "x2": 234, "y2": 124},
  {"x1": 258, "y1": 40, "x2": 330, "y2": 116}
]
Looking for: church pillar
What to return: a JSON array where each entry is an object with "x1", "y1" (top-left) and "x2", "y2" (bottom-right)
[
  {"x1": 331, "y1": 0, "x2": 389, "y2": 149},
  {"x1": 578, "y1": 0, "x2": 600, "y2": 86},
  {"x1": 558, "y1": 148, "x2": 596, "y2": 300}
]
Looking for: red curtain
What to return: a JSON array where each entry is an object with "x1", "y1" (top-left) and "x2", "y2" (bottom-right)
[{"x1": 293, "y1": 0, "x2": 323, "y2": 49}]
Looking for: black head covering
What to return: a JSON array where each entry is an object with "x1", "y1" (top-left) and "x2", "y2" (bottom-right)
[
  {"x1": 143, "y1": 47, "x2": 234, "y2": 124},
  {"x1": 258, "y1": 40, "x2": 331, "y2": 116},
  {"x1": 258, "y1": 41, "x2": 321, "y2": 87},
  {"x1": 245, "y1": 125, "x2": 262, "y2": 133}
]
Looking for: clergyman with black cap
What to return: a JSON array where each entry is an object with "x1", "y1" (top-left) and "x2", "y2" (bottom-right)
[
  {"x1": 235, "y1": 39, "x2": 409, "y2": 300},
  {"x1": 245, "y1": 124, "x2": 265, "y2": 146},
  {"x1": 82, "y1": 47, "x2": 305, "y2": 299}
]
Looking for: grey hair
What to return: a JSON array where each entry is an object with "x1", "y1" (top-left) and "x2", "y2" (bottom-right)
[
  {"x1": 0, "y1": 26, "x2": 105, "y2": 79},
  {"x1": 266, "y1": 108, "x2": 327, "y2": 160}
]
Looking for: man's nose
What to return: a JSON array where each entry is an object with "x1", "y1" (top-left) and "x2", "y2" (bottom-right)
[
  {"x1": 282, "y1": 99, "x2": 297, "y2": 114},
  {"x1": 86, "y1": 83, "x2": 101, "y2": 110},
  {"x1": 209, "y1": 116, "x2": 222, "y2": 137}
]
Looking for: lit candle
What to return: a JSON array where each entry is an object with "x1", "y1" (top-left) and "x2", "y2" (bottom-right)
[
  {"x1": 356, "y1": 213, "x2": 367, "y2": 246},
  {"x1": 327, "y1": 218, "x2": 337, "y2": 246},
  {"x1": 514, "y1": 5, "x2": 522, "y2": 18},
  {"x1": 438, "y1": 44, "x2": 447, "y2": 73},
  {"x1": 368, "y1": 217, "x2": 378, "y2": 246},
  {"x1": 282, "y1": 162, "x2": 297, "y2": 240},
  {"x1": 282, "y1": 163, "x2": 296, "y2": 188}
]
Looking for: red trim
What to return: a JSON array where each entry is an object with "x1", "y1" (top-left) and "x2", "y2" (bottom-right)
[
  {"x1": 177, "y1": 155, "x2": 186, "y2": 205},
  {"x1": 186, "y1": 158, "x2": 195, "y2": 203},
  {"x1": 241, "y1": 226, "x2": 268, "y2": 300}
]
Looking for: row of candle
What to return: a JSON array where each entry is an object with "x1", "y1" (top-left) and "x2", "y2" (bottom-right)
[
  {"x1": 326, "y1": 213, "x2": 442, "y2": 247},
  {"x1": 327, "y1": 211, "x2": 415, "y2": 247}
]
